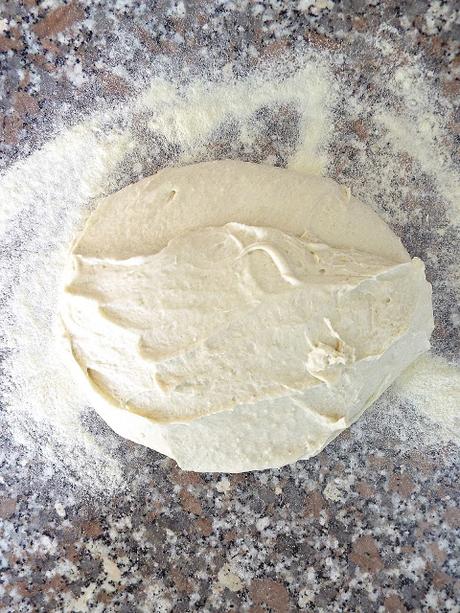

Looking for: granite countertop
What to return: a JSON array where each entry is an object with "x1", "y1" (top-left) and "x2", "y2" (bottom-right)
[{"x1": 1, "y1": 2, "x2": 459, "y2": 612}]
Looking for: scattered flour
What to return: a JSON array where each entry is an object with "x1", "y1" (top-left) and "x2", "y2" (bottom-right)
[
  {"x1": 0, "y1": 125, "x2": 129, "y2": 492},
  {"x1": 394, "y1": 354, "x2": 460, "y2": 445},
  {"x1": 138, "y1": 60, "x2": 336, "y2": 174},
  {"x1": 0, "y1": 33, "x2": 458, "y2": 494},
  {"x1": 378, "y1": 108, "x2": 457, "y2": 197}
]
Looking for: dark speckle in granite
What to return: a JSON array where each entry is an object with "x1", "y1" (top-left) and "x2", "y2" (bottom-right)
[{"x1": 1, "y1": 1, "x2": 459, "y2": 612}]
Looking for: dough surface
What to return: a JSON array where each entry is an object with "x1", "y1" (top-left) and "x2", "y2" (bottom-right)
[{"x1": 61, "y1": 160, "x2": 433, "y2": 472}]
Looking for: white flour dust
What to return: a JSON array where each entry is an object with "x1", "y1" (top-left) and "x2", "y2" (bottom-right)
[
  {"x1": 394, "y1": 354, "x2": 460, "y2": 446},
  {"x1": 0, "y1": 33, "x2": 458, "y2": 494}
]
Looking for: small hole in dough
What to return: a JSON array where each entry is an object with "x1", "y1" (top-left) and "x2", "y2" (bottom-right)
[
  {"x1": 166, "y1": 190, "x2": 177, "y2": 203},
  {"x1": 319, "y1": 268, "x2": 326, "y2": 274}
]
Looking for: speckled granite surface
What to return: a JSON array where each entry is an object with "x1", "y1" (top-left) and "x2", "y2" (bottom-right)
[{"x1": 1, "y1": 2, "x2": 459, "y2": 612}]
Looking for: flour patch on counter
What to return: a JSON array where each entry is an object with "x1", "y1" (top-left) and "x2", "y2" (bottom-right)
[{"x1": 393, "y1": 354, "x2": 460, "y2": 446}]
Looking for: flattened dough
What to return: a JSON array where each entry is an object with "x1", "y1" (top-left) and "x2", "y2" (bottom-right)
[{"x1": 61, "y1": 160, "x2": 433, "y2": 472}]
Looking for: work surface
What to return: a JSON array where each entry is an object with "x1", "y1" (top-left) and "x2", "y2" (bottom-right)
[{"x1": 1, "y1": 2, "x2": 459, "y2": 611}]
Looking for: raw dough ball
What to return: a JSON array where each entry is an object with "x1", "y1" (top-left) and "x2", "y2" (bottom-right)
[{"x1": 61, "y1": 160, "x2": 433, "y2": 472}]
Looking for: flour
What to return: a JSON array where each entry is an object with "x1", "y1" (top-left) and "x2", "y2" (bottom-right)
[
  {"x1": 137, "y1": 60, "x2": 337, "y2": 175},
  {"x1": 0, "y1": 125, "x2": 129, "y2": 492},
  {"x1": 394, "y1": 354, "x2": 460, "y2": 445},
  {"x1": 0, "y1": 32, "x2": 458, "y2": 492}
]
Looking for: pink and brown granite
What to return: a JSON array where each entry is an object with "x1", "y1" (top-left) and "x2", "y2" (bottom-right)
[
  {"x1": 1, "y1": 410, "x2": 459, "y2": 611},
  {"x1": 1, "y1": 1, "x2": 459, "y2": 612}
]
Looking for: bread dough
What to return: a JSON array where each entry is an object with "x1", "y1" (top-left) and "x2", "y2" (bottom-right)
[{"x1": 61, "y1": 160, "x2": 433, "y2": 472}]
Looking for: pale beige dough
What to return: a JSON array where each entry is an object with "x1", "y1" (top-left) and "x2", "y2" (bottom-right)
[{"x1": 61, "y1": 160, "x2": 433, "y2": 472}]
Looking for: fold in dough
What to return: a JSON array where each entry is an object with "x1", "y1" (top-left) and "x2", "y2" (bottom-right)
[{"x1": 61, "y1": 160, "x2": 433, "y2": 472}]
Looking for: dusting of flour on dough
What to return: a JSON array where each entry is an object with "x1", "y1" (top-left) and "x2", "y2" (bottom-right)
[{"x1": 0, "y1": 33, "x2": 458, "y2": 493}]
